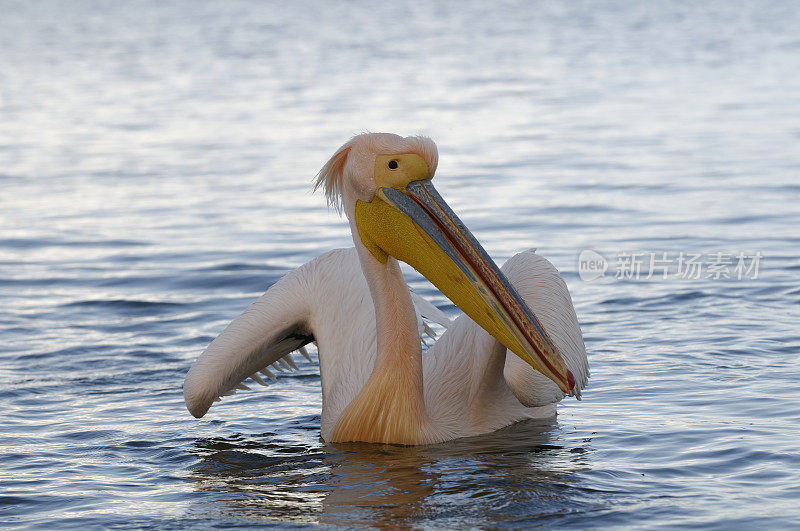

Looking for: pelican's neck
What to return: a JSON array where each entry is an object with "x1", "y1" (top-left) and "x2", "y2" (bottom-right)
[
  {"x1": 329, "y1": 223, "x2": 430, "y2": 444},
  {"x1": 360, "y1": 249, "x2": 423, "y2": 375}
]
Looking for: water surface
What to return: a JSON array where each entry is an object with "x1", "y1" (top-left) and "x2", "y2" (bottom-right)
[{"x1": 2, "y1": 1, "x2": 800, "y2": 528}]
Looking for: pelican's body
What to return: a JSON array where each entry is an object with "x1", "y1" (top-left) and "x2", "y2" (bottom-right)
[{"x1": 184, "y1": 133, "x2": 588, "y2": 444}]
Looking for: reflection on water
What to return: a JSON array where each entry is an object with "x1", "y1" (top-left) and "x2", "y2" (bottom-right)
[{"x1": 188, "y1": 418, "x2": 591, "y2": 527}]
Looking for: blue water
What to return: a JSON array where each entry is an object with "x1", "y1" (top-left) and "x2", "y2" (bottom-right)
[{"x1": 2, "y1": 1, "x2": 800, "y2": 528}]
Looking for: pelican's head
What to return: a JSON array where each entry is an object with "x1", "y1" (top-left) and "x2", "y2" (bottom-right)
[{"x1": 316, "y1": 133, "x2": 575, "y2": 395}]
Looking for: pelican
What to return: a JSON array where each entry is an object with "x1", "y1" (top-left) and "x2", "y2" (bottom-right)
[{"x1": 184, "y1": 133, "x2": 588, "y2": 445}]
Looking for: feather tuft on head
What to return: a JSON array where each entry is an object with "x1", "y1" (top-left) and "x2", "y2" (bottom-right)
[
  {"x1": 314, "y1": 133, "x2": 438, "y2": 213},
  {"x1": 314, "y1": 142, "x2": 351, "y2": 213}
]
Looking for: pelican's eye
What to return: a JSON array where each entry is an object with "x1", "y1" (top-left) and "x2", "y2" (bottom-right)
[{"x1": 388, "y1": 160, "x2": 398, "y2": 170}]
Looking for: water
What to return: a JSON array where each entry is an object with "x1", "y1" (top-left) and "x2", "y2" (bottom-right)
[{"x1": 2, "y1": 1, "x2": 799, "y2": 527}]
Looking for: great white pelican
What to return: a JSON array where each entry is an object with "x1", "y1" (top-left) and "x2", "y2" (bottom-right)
[{"x1": 183, "y1": 133, "x2": 588, "y2": 444}]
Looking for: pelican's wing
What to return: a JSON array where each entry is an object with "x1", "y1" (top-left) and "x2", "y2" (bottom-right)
[
  {"x1": 500, "y1": 249, "x2": 589, "y2": 405},
  {"x1": 410, "y1": 290, "x2": 451, "y2": 345},
  {"x1": 217, "y1": 343, "x2": 314, "y2": 396},
  {"x1": 183, "y1": 247, "x2": 456, "y2": 420},
  {"x1": 184, "y1": 248, "x2": 381, "y2": 421},
  {"x1": 183, "y1": 265, "x2": 314, "y2": 418},
  {"x1": 410, "y1": 291, "x2": 452, "y2": 328}
]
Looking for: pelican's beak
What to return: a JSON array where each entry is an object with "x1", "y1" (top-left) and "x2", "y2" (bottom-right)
[{"x1": 355, "y1": 177, "x2": 575, "y2": 395}]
